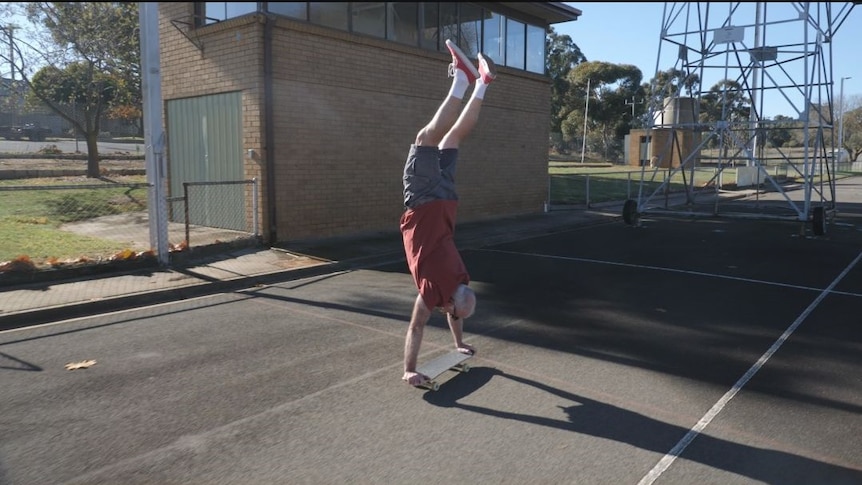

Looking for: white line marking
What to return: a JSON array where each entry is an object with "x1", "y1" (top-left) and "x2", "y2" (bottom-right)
[
  {"x1": 637, "y1": 250, "x2": 862, "y2": 485},
  {"x1": 480, "y1": 248, "x2": 862, "y2": 297}
]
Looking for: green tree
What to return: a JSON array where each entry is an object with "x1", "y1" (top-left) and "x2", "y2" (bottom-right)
[
  {"x1": 644, "y1": 68, "x2": 700, "y2": 109},
  {"x1": 29, "y1": 61, "x2": 121, "y2": 144},
  {"x1": 763, "y1": 114, "x2": 796, "y2": 148},
  {"x1": 0, "y1": 2, "x2": 141, "y2": 177},
  {"x1": 698, "y1": 79, "x2": 751, "y2": 152},
  {"x1": 561, "y1": 61, "x2": 643, "y2": 161},
  {"x1": 842, "y1": 105, "x2": 862, "y2": 161},
  {"x1": 546, "y1": 26, "x2": 586, "y2": 147},
  {"x1": 699, "y1": 79, "x2": 750, "y2": 124}
]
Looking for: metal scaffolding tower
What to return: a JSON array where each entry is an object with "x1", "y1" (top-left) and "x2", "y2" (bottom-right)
[{"x1": 624, "y1": 2, "x2": 858, "y2": 235}]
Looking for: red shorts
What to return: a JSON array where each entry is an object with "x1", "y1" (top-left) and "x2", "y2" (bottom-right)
[{"x1": 400, "y1": 199, "x2": 469, "y2": 309}]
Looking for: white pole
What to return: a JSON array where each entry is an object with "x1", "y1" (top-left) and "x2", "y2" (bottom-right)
[
  {"x1": 749, "y1": 2, "x2": 762, "y2": 167},
  {"x1": 581, "y1": 78, "x2": 590, "y2": 163},
  {"x1": 140, "y1": 2, "x2": 169, "y2": 265},
  {"x1": 839, "y1": 76, "x2": 851, "y2": 157}
]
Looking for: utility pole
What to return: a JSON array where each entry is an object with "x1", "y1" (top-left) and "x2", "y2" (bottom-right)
[
  {"x1": 625, "y1": 97, "x2": 643, "y2": 116},
  {"x1": 581, "y1": 78, "x2": 590, "y2": 163},
  {"x1": 839, "y1": 76, "x2": 851, "y2": 158},
  {"x1": 5, "y1": 24, "x2": 16, "y2": 81},
  {"x1": 5, "y1": 24, "x2": 19, "y2": 125}
]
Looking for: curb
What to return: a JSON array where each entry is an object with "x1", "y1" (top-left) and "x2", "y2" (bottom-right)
[{"x1": 0, "y1": 260, "x2": 348, "y2": 331}]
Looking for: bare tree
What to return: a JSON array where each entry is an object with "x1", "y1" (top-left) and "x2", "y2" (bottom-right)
[{"x1": 0, "y1": 2, "x2": 140, "y2": 177}]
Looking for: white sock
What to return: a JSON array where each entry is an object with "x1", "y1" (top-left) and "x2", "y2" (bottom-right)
[
  {"x1": 471, "y1": 80, "x2": 488, "y2": 100},
  {"x1": 448, "y1": 69, "x2": 469, "y2": 99}
]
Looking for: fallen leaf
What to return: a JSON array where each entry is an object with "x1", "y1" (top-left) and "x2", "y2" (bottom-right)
[{"x1": 65, "y1": 359, "x2": 97, "y2": 370}]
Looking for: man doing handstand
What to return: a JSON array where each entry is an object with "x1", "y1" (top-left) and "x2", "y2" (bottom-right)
[{"x1": 400, "y1": 39, "x2": 496, "y2": 386}]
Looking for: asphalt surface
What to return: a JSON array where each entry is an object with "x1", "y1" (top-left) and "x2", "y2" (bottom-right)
[{"x1": 2, "y1": 180, "x2": 862, "y2": 485}]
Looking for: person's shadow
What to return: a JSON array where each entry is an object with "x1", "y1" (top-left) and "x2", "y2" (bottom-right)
[{"x1": 424, "y1": 367, "x2": 862, "y2": 485}]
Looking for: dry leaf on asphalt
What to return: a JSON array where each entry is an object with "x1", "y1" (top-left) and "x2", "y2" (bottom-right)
[{"x1": 65, "y1": 360, "x2": 97, "y2": 370}]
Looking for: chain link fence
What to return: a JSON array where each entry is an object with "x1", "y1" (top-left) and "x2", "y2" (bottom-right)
[
  {"x1": 548, "y1": 168, "x2": 717, "y2": 209},
  {"x1": 167, "y1": 179, "x2": 259, "y2": 252},
  {"x1": 0, "y1": 178, "x2": 153, "y2": 272},
  {"x1": 0, "y1": 176, "x2": 259, "y2": 274},
  {"x1": 547, "y1": 161, "x2": 862, "y2": 210}
]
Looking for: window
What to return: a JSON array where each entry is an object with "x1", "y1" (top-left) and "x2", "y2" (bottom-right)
[
  {"x1": 483, "y1": 12, "x2": 505, "y2": 67},
  {"x1": 389, "y1": 3, "x2": 419, "y2": 46},
  {"x1": 352, "y1": 2, "x2": 386, "y2": 38},
  {"x1": 439, "y1": 3, "x2": 459, "y2": 54},
  {"x1": 259, "y1": 2, "x2": 553, "y2": 75},
  {"x1": 420, "y1": 3, "x2": 439, "y2": 50},
  {"x1": 526, "y1": 24, "x2": 546, "y2": 74},
  {"x1": 225, "y1": 2, "x2": 257, "y2": 17},
  {"x1": 309, "y1": 2, "x2": 348, "y2": 30},
  {"x1": 202, "y1": 2, "x2": 258, "y2": 25},
  {"x1": 268, "y1": 3, "x2": 307, "y2": 20},
  {"x1": 506, "y1": 18, "x2": 525, "y2": 70},
  {"x1": 458, "y1": 3, "x2": 482, "y2": 58}
]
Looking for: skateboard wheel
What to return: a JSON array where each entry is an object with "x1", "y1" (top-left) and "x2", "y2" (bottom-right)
[
  {"x1": 431, "y1": 382, "x2": 440, "y2": 391},
  {"x1": 461, "y1": 363, "x2": 470, "y2": 372}
]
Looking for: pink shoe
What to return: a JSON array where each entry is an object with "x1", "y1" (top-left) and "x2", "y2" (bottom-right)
[
  {"x1": 478, "y1": 53, "x2": 497, "y2": 84},
  {"x1": 445, "y1": 39, "x2": 479, "y2": 83}
]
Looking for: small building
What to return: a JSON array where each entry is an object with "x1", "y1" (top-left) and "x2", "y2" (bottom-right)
[
  {"x1": 627, "y1": 97, "x2": 700, "y2": 168},
  {"x1": 157, "y1": 2, "x2": 581, "y2": 244}
]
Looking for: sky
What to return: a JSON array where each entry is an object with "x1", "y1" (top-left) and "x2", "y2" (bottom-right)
[{"x1": 552, "y1": 2, "x2": 861, "y2": 119}]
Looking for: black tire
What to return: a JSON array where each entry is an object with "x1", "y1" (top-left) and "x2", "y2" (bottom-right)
[
  {"x1": 812, "y1": 206, "x2": 826, "y2": 236},
  {"x1": 622, "y1": 199, "x2": 638, "y2": 225}
]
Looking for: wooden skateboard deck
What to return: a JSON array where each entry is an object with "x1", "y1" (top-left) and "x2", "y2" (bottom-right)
[{"x1": 414, "y1": 350, "x2": 472, "y2": 391}]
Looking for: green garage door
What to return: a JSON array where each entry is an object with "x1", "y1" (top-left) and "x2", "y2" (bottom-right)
[{"x1": 166, "y1": 92, "x2": 244, "y2": 230}]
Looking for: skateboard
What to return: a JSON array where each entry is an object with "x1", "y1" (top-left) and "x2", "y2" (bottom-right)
[{"x1": 414, "y1": 350, "x2": 472, "y2": 391}]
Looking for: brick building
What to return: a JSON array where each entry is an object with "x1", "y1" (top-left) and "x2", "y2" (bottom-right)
[{"x1": 157, "y1": 2, "x2": 581, "y2": 244}]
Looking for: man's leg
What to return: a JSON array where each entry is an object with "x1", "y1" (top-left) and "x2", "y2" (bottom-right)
[
  {"x1": 439, "y1": 53, "x2": 496, "y2": 150},
  {"x1": 414, "y1": 40, "x2": 479, "y2": 147}
]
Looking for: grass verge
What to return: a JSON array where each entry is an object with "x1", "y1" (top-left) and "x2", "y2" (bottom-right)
[{"x1": 0, "y1": 176, "x2": 149, "y2": 264}]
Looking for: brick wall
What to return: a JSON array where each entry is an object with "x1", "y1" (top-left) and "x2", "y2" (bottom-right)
[
  {"x1": 160, "y1": 5, "x2": 551, "y2": 243},
  {"x1": 160, "y1": 4, "x2": 268, "y2": 239}
]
